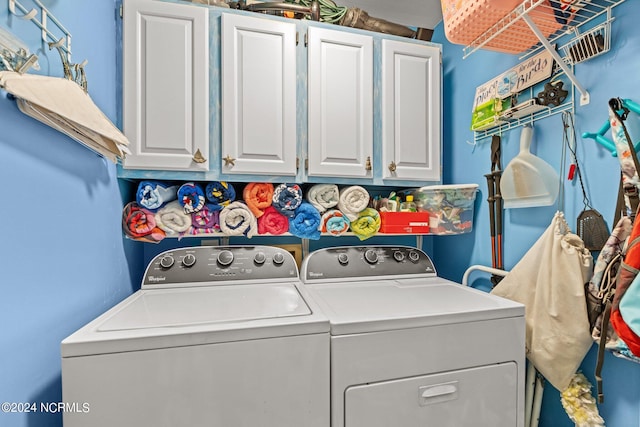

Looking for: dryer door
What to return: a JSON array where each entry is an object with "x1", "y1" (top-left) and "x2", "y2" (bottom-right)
[{"x1": 345, "y1": 362, "x2": 518, "y2": 427}]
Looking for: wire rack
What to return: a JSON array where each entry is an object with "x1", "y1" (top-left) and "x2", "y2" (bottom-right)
[
  {"x1": 462, "y1": 0, "x2": 624, "y2": 59},
  {"x1": 7, "y1": 0, "x2": 88, "y2": 89},
  {"x1": 465, "y1": 0, "x2": 625, "y2": 142}
]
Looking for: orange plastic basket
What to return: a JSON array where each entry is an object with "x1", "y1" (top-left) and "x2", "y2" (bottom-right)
[{"x1": 441, "y1": 0, "x2": 568, "y2": 54}]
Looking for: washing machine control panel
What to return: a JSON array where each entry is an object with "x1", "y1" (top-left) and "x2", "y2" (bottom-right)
[
  {"x1": 142, "y1": 246, "x2": 299, "y2": 288},
  {"x1": 302, "y1": 246, "x2": 436, "y2": 281}
]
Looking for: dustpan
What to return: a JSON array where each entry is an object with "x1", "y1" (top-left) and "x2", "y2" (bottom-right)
[{"x1": 501, "y1": 125, "x2": 559, "y2": 208}]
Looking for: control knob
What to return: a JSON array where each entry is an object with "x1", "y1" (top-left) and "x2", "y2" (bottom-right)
[
  {"x1": 182, "y1": 253, "x2": 196, "y2": 268},
  {"x1": 254, "y1": 252, "x2": 266, "y2": 265},
  {"x1": 272, "y1": 252, "x2": 286, "y2": 265},
  {"x1": 217, "y1": 250, "x2": 234, "y2": 267},
  {"x1": 364, "y1": 249, "x2": 379, "y2": 264},
  {"x1": 393, "y1": 251, "x2": 405, "y2": 262},
  {"x1": 159, "y1": 255, "x2": 175, "y2": 269},
  {"x1": 338, "y1": 253, "x2": 349, "y2": 265},
  {"x1": 408, "y1": 250, "x2": 420, "y2": 262}
]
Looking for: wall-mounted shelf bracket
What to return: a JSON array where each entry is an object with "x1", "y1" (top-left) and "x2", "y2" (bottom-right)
[{"x1": 520, "y1": 12, "x2": 589, "y2": 106}]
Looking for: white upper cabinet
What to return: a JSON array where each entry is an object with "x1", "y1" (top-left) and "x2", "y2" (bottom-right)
[
  {"x1": 221, "y1": 13, "x2": 297, "y2": 176},
  {"x1": 122, "y1": 0, "x2": 209, "y2": 171},
  {"x1": 381, "y1": 39, "x2": 441, "y2": 181},
  {"x1": 119, "y1": 1, "x2": 441, "y2": 185},
  {"x1": 307, "y1": 26, "x2": 373, "y2": 179}
]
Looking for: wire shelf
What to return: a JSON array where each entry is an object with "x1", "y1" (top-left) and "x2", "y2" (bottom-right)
[
  {"x1": 464, "y1": 0, "x2": 625, "y2": 141},
  {"x1": 462, "y1": 0, "x2": 624, "y2": 59}
]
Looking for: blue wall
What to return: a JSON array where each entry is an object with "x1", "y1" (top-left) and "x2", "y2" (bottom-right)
[
  {"x1": 432, "y1": 1, "x2": 640, "y2": 425},
  {"x1": 1, "y1": 0, "x2": 639, "y2": 426},
  {"x1": 0, "y1": 1, "x2": 143, "y2": 427}
]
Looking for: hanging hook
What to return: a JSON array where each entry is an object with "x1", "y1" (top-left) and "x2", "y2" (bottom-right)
[
  {"x1": 9, "y1": 0, "x2": 37, "y2": 20},
  {"x1": 48, "y1": 37, "x2": 65, "y2": 48}
]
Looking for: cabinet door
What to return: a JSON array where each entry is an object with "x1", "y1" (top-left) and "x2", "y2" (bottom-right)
[
  {"x1": 122, "y1": 0, "x2": 209, "y2": 171},
  {"x1": 221, "y1": 14, "x2": 297, "y2": 176},
  {"x1": 307, "y1": 27, "x2": 373, "y2": 178},
  {"x1": 381, "y1": 40, "x2": 441, "y2": 181}
]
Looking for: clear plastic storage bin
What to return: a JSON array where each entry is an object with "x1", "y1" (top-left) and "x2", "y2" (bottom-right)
[{"x1": 412, "y1": 184, "x2": 479, "y2": 235}]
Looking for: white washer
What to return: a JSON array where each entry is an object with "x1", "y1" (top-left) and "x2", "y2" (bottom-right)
[
  {"x1": 62, "y1": 246, "x2": 329, "y2": 427},
  {"x1": 301, "y1": 245, "x2": 525, "y2": 427}
]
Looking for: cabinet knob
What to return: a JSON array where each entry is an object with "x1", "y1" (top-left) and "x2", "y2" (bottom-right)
[
  {"x1": 192, "y1": 149, "x2": 207, "y2": 163},
  {"x1": 365, "y1": 156, "x2": 372, "y2": 171},
  {"x1": 223, "y1": 155, "x2": 236, "y2": 167},
  {"x1": 388, "y1": 161, "x2": 397, "y2": 172}
]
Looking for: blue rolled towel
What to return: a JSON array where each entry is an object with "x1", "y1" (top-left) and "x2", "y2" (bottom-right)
[
  {"x1": 272, "y1": 183, "x2": 303, "y2": 217},
  {"x1": 288, "y1": 202, "x2": 321, "y2": 240},
  {"x1": 178, "y1": 182, "x2": 206, "y2": 214},
  {"x1": 136, "y1": 181, "x2": 178, "y2": 212},
  {"x1": 205, "y1": 181, "x2": 236, "y2": 207}
]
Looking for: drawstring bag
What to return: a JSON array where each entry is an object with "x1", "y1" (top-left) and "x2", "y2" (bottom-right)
[{"x1": 491, "y1": 211, "x2": 593, "y2": 391}]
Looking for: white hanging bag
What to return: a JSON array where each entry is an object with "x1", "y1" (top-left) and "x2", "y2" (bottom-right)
[{"x1": 491, "y1": 211, "x2": 593, "y2": 391}]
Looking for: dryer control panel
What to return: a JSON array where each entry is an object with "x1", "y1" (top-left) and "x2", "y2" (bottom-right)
[
  {"x1": 142, "y1": 246, "x2": 298, "y2": 288},
  {"x1": 301, "y1": 246, "x2": 436, "y2": 282}
]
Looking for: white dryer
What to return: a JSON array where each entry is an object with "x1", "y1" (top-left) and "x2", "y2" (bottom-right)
[
  {"x1": 61, "y1": 246, "x2": 329, "y2": 427},
  {"x1": 301, "y1": 245, "x2": 525, "y2": 427}
]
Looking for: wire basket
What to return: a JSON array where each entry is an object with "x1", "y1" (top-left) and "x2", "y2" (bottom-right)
[{"x1": 560, "y1": 21, "x2": 610, "y2": 64}]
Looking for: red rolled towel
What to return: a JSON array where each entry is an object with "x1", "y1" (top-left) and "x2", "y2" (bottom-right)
[
  {"x1": 258, "y1": 206, "x2": 289, "y2": 235},
  {"x1": 122, "y1": 202, "x2": 165, "y2": 243}
]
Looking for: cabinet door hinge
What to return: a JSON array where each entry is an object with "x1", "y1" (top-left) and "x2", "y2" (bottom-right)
[
  {"x1": 119, "y1": 4, "x2": 123, "y2": 19},
  {"x1": 305, "y1": 158, "x2": 309, "y2": 170},
  {"x1": 296, "y1": 157, "x2": 299, "y2": 170},
  {"x1": 296, "y1": 32, "x2": 299, "y2": 46},
  {"x1": 304, "y1": 32, "x2": 308, "y2": 47}
]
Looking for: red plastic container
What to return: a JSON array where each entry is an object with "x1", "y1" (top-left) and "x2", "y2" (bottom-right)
[{"x1": 379, "y1": 212, "x2": 430, "y2": 234}]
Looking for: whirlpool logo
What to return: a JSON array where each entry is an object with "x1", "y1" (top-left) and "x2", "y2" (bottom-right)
[
  {"x1": 308, "y1": 272, "x2": 324, "y2": 278},
  {"x1": 148, "y1": 276, "x2": 166, "y2": 282}
]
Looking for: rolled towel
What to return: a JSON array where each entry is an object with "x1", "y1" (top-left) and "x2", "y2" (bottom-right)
[
  {"x1": 219, "y1": 201, "x2": 258, "y2": 238},
  {"x1": 306, "y1": 184, "x2": 339, "y2": 213},
  {"x1": 136, "y1": 181, "x2": 178, "y2": 212},
  {"x1": 272, "y1": 183, "x2": 303, "y2": 217},
  {"x1": 178, "y1": 182, "x2": 206, "y2": 214},
  {"x1": 350, "y1": 208, "x2": 381, "y2": 241},
  {"x1": 289, "y1": 202, "x2": 321, "y2": 240},
  {"x1": 155, "y1": 200, "x2": 193, "y2": 236},
  {"x1": 338, "y1": 185, "x2": 370, "y2": 221},
  {"x1": 205, "y1": 181, "x2": 236, "y2": 207},
  {"x1": 122, "y1": 202, "x2": 165, "y2": 243},
  {"x1": 189, "y1": 204, "x2": 221, "y2": 235},
  {"x1": 242, "y1": 182, "x2": 274, "y2": 218},
  {"x1": 257, "y1": 205, "x2": 289, "y2": 235},
  {"x1": 320, "y1": 209, "x2": 351, "y2": 236}
]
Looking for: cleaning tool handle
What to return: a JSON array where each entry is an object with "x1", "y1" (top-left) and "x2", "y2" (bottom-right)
[{"x1": 520, "y1": 125, "x2": 533, "y2": 153}]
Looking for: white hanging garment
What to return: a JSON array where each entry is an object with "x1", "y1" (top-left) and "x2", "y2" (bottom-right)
[
  {"x1": 0, "y1": 71, "x2": 130, "y2": 162},
  {"x1": 491, "y1": 211, "x2": 593, "y2": 391}
]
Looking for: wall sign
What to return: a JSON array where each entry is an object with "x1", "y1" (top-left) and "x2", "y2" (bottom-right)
[{"x1": 472, "y1": 49, "x2": 555, "y2": 111}]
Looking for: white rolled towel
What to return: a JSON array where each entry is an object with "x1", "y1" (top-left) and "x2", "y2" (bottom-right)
[
  {"x1": 155, "y1": 200, "x2": 192, "y2": 236},
  {"x1": 337, "y1": 186, "x2": 370, "y2": 221},
  {"x1": 306, "y1": 184, "x2": 340, "y2": 213},
  {"x1": 219, "y1": 201, "x2": 258, "y2": 238}
]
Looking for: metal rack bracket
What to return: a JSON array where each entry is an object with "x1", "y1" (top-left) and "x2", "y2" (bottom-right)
[{"x1": 520, "y1": 11, "x2": 589, "y2": 105}]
